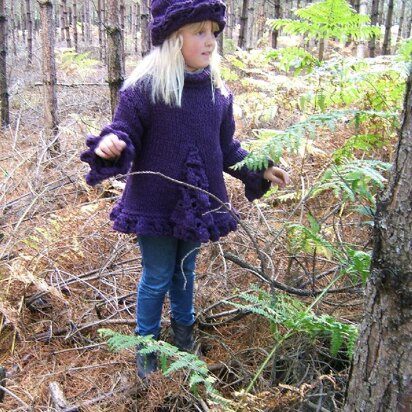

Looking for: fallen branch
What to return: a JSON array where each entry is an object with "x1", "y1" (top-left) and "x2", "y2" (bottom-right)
[
  {"x1": 224, "y1": 252, "x2": 363, "y2": 297},
  {"x1": 61, "y1": 384, "x2": 136, "y2": 412},
  {"x1": 34, "y1": 318, "x2": 135, "y2": 342},
  {"x1": 49, "y1": 381, "x2": 70, "y2": 411}
]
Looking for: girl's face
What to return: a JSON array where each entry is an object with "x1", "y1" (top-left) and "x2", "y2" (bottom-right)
[{"x1": 180, "y1": 21, "x2": 217, "y2": 72}]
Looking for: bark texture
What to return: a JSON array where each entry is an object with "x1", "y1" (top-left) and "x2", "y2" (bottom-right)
[
  {"x1": 382, "y1": 0, "x2": 394, "y2": 55},
  {"x1": 368, "y1": 0, "x2": 380, "y2": 57},
  {"x1": 106, "y1": 0, "x2": 124, "y2": 117},
  {"x1": 344, "y1": 65, "x2": 412, "y2": 412},
  {"x1": 38, "y1": 0, "x2": 60, "y2": 152},
  {"x1": 0, "y1": 0, "x2": 9, "y2": 126}
]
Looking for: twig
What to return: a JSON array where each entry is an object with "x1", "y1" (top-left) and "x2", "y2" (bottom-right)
[
  {"x1": 224, "y1": 252, "x2": 362, "y2": 296},
  {"x1": 62, "y1": 384, "x2": 135, "y2": 412},
  {"x1": 34, "y1": 318, "x2": 135, "y2": 342},
  {"x1": 0, "y1": 385, "x2": 30, "y2": 410},
  {"x1": 34, "y1": 82, "x2": 108, "y2": 87}
]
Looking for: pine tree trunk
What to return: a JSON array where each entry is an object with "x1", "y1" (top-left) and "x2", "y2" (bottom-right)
[
  {"x1": 382, "y1": 0, "x2": 394, "y2": 55},
  {"x1": 37, "y1": 0, "x2": 60, "y2": 154},
  {"x1": 227, "y1": 0, "x2": 234, "y2": 39},
  {"x1": 378, "y1": 0, "x2": 385, "y2": 27},
  {"x1": 119, "y1": 0, "x2": 125, "y2": 73},
  {"x1": 0, "y1": 0, "x2": 9, "y2": 126},
  {"x1": 271, "y1": 0, "x2": 281, "y2": 49},
  {"x1": 343, "y1": 60, "x2": 412, "y2": 412},
  {"x1": 21, "y1": 0, "x2": 26, "y2": 42},
  {"x1": 368, "y1": 0, "x2": 380, "y2": 57},
  {"x1": 61, "y1": 0, "x2": 71, "y2": 48},
  {"x1": 25, "y1": 0, "x2": 32, "y2": 65},
  {"x1": 134, "y1": 2, "x2": 140, "y2": 54},
  {"x1": 140, "y1": 0, "x2": 150, "y2": 57},
  {"x1": 257, "y1": 1, "x2": 265, "y2": 42},
  {"x1": 238, "y1": 0, "x2": 248, "y2": 49},
  {"x1": 73, "y1": 0, "x2": 78, "y2": 52},
  {"x1": 406, "y1": 9, "x2": 412, "y2": 39},
  {"x1": 396, "y1": 0, "x2": 406, "y2": 45},
  {"x1": 97, "y1": 0, "x2": 104, "y2": 62},
  {"x1": 10, "y1": 0, "x2": 17, "y2": 57},
  {"x1": 59, "y1": 2, "x2": 65, "y2": 41},
  {"x1": 106, "y1": 0, "x2": 124, "y2": 117},
  {"x1": 246, "y1": 0, "x2": 254, "y2": 50},
  {"x1": 357, "y1": 0, "x2": 368, "y2": 58},
  {"x1": 84, "y1": 0, "x2": 91, "y2": 45}
]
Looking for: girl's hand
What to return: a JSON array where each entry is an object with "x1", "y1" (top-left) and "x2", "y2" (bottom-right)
[
  {"x1": 95, "y1": 133, "x2": 127, "y2": 159},
  {"x1": 263, "y1": 166, "x2": 291, "y2": 188}
]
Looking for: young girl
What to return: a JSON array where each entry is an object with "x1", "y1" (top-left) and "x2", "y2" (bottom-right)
[{"x1": 81, "y1": 0, "x2": 290, "y2": 379}]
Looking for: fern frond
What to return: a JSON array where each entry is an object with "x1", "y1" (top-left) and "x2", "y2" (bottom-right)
[{"x1": 235, "y1": 110, "x2": 395, "y2": 170}]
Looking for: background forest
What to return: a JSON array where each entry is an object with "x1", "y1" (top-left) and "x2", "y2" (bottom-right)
[{"x1": 0, "y1": 0, "x2": 411, "y2": 411}]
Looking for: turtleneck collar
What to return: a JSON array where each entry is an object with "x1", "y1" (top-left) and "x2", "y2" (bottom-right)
[{"x1": 184, "y1": 66, "x2": 212, "y2": 85}]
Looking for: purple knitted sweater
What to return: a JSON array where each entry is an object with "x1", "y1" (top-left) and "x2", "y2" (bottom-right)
[{"x1": 80, "y1": 68, "x2": 271, "y2": 243}]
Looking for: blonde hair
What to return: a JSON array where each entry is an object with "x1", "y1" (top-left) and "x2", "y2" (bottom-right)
[{"x1": 122, "y1": 21, "x2": 226, "y2": 107}]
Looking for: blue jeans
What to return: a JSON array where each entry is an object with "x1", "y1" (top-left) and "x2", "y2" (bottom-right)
[{"x1": 136, "y1": 236, "x2": 201, "y2": 337}]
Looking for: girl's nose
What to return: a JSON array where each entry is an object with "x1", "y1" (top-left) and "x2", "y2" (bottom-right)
[{"x1": 205, "y1": 32, "x2": 215, "y2": 46}]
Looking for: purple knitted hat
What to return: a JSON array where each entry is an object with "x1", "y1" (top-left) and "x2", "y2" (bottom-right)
[{"x1": 150, "y1": 0, "x2": 226, "y2": 47}]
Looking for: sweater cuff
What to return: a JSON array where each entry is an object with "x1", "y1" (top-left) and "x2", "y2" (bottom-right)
[
  {"x1": 243, "y1": 158, "x2": 275, "y2": 201},
  {"x1": 80, "y1": 134, "x2": 135, "y2": 186}
]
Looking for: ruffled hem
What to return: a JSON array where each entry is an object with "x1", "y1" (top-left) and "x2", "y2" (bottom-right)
[
  {"x1": 80, "y1": 134, "x2": 135, "y2": 186},
  {"x1": 109, "y1": 204, "x2": 238, "y2": 243},
  {"x1": 109, "y1": 145, "x2": 238, "y2": 243}
]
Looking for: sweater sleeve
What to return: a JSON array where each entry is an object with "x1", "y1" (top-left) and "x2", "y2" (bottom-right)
[
  {"x1": 80, "y1": 87, "x2": 146, "y2": 186},
  {"x1": 220, "y1": 94, "x2": 272, "y2": 202}
]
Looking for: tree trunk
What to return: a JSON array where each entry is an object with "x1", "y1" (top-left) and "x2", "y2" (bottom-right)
[
  {"x1": 227, "y1": 0, "x2": 234, "y2": 39},
  {"x1": 133, "y1": 1, "x2": 140, "y2": 54},
  {"x1": 368, "y1": 0, "x2": 380, "y2": 57},
  {"x1": 59, "y1": 1, "x2": 65, "y2": 41},
  {"x1": 238, "y1": 0, "x2": 248, "y2": 49},
  {"x1": 0, "y1": 0, "x2": 10, "y2": 126},
  {"x1": 10, "y1": 0, "x2": 17, "y2": 57},
  {"x1": 257, "y1": 0, "x2": 265, "y2": 42},
  {"x1": 37, "y1": 0, "x2": 60, "y2": 154},
  {"x1": 25, "y1": 0, "x2": 32, "y2": 65},
  {"x1": 140, "y1": 0, "x2": 150, "y2": 56},
  {"x1": 343, "y1": 60, "x2": 412, "y2": 412},
  {"x1": 120, "y1": 0, "x2": 125, "y2": 73},
  {"x1": 106, "y1": 0, "x2": 124, "y2": 117},
  {"x1": 21, "y1": 0, "x2": 26, "y2": 42},
  {"x1": 72, "y1": 0, "x2": 78, "y2": 52},
  {"x1": 61, "y1": 0, "x2": 71, "y2": 48},
  {"x1": 378, "y1": 0, "x2": 385, "y2": 27},
  {"x1": 84, "y1": 0, "x2": 91, "y2": 45},
  {"x1": 382, "y1": 0, "x2": 394, "y2": 55},
  {"x1": 246, "y1": 0, "x2": 254, "y2": 50},
  {"x1": 406, "y1": 9, "x2": 412, "y2": 39},
  {"x1": 357, "y1": 0, "x2": 368, "y2": 58},
  {"x1": 97, "y1": 0, "x2": 104, "y2": 62},
  {"x1": 396, "y1": 0, "x2": 406, "y2": 45},
  {"x1": 271, "y1": 0, "x2": 281, "y2": 49}
]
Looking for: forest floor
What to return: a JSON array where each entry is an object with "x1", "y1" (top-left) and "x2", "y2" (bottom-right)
[{"x1": 0, "y1": 38, "x2": 403, "y2": 412}]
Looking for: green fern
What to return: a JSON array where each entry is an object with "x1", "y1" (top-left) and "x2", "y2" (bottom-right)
[
  {"x1": 234, "y1": 110, "x2": 396, "y2": 170},
  {"x1": 98, "y1": 329, "x2": 222, "y2": 401},
  {"x1": 226, "y1": 286, "x2": 358, "y2": 358},
  {"x1": 332, "y1": 133, "x2": 387, "y2": 163},
  {"x1": 270, "y1": 0, "x2": 380, "y2": 44},
  {"x1": 311, "y1": 159, "x2": 391, "y2": 204},
  {"x1": 266, "y1": 47, "x2": 321, "y2": 75}
]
